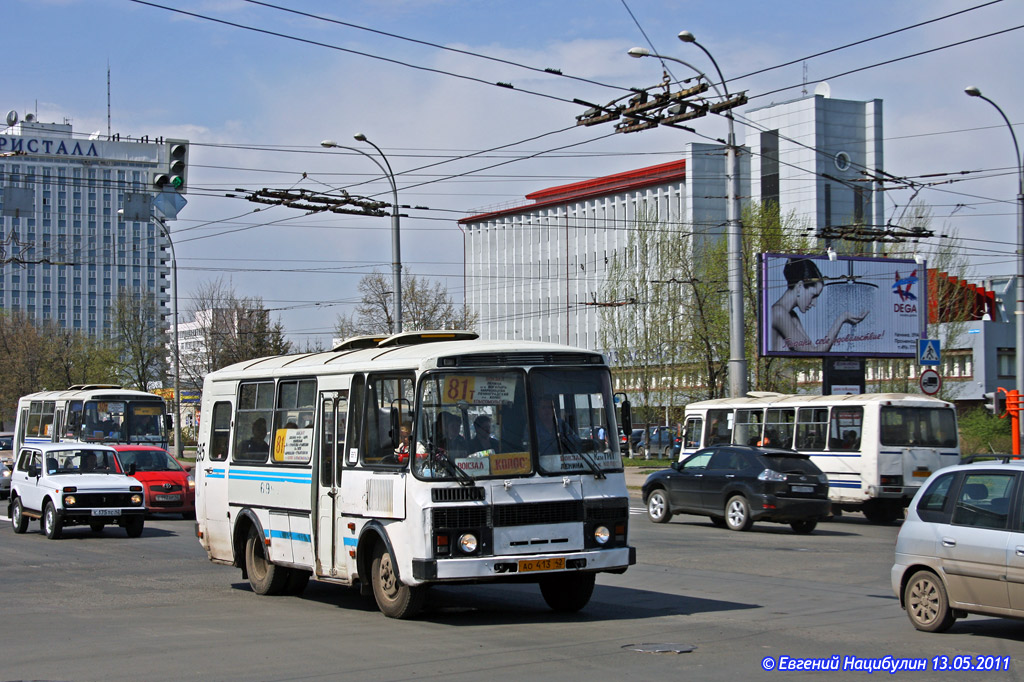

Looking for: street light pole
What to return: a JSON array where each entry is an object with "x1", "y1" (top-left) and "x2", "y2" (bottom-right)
[
  {"x1": 154, "y1": 216, "x2": 182, "y2": 459},
  {"x1": 630, "y1": 33, "x2": 747, "y2": 397},
  {"x1": 965, "y1": 85, "x2": 1024, "y2": 451},
  {"x1": 321, "y1": 136, "x2": 402, "y2": 334}
]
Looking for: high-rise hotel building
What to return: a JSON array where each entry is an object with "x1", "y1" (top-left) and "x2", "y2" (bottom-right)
[{"x1": 0, "y1": 112, "x2": 186, "y2": 336}]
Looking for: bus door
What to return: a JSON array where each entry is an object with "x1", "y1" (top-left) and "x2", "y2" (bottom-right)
[
  {"x1": 315, "y1": 390, "x2": 349, "y2": 578},
  {"x1": 197, "y1": 400, "x2": 234, "y2": 559}
]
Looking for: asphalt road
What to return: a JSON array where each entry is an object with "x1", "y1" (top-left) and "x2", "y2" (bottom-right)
[{"x1": 1, "y1": 491, "x2": 1022, "y2": 682}]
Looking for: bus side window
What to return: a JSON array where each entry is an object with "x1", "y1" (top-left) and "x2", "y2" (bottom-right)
[
  {"x1": 209, "y1": 402, "x2": 232, "y2": 462},
  {"x1": 361, "y1": 375, "x2": 414, "y2": 467},
  {"x1": 684, "y1": 417, "x2": 702, "y2": 449}
]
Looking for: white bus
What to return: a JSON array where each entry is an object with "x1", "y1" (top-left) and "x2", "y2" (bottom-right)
[
  {"x1": 194, "y1": 332, "x2": 635, "y2": 618},
  {"x1": 14, "y1": 385, "x2": 171, "y2": 453},
  {"x1": 679, "y1": 392, "x2": 960, "y2": 523}
]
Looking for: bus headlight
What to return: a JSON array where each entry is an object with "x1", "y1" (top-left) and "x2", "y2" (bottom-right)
[
  {"x1": 593, "y1": 525, "x2": 610, "y2": 545},
  {"x1": 64, "y1": 495, "x2": 76, "y2": 506},
  {"x1": 131, "y1": 494, "x2": 143, "y2": 505},
  {"x1": 458, "y1": 533, "x2": 478, "y2": 554}
]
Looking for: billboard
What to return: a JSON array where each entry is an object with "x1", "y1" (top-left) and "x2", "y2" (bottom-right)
[{"x1": 759, "y1": 253, "x2": 925, "y2": 358}]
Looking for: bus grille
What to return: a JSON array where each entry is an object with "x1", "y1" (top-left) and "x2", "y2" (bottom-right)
[
  {"x1": 432, "y1": 487, "x2": 486, "y2": 503},
  {"x1": 433, "y1": 506, "x2": 490, "y2": 528},
  {"x1": 585, "y1": 499, "x2": 629, "y2": 521},
  {"x1": 493, "y1": 500, "x2": 583, "y2": 526}
]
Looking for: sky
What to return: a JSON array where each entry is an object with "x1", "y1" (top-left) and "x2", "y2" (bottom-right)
[{"x1": 5, "y1": 0, "x2": 1023, "y2": 347}]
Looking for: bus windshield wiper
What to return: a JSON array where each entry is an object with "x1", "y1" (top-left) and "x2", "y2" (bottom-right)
[
  {"x1": 438, "y1": 450, "x2": 475, "y2": 486},
  {"x1": 576, "y1": 448, "x2": 606, "y2": 479}
]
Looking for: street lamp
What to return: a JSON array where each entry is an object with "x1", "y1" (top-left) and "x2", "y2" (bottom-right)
[
  {"x1": 321, "y1": 135, "x2": 403, "y2": 333},
  {"x1": 964, "y1": 85, "x2": 1024, "y2": 450},
  {"x1": 628, "y1": 31, "x2": 747, "y2": 397},
  {"x1": 155, "y1": 216, "x2": 183, "y2": 459},
  {"x1": 119, "y1": 207, "x2": 182, "y2": 458}
]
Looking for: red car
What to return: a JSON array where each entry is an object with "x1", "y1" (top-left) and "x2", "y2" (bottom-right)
[{"x1": 111, "y1": 445, "x2": 195, "y2": 519}]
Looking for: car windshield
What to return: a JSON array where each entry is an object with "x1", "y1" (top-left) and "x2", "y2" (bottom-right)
[
  {"x1": 116, "y1": 449, "x2": 182, "y2": 472},
  {"x1": 761, "y1": 454, "x2": 821, "y2": 475},
  {"x1": 45, "y1": 449, "x2": 119, "y2": 474}
]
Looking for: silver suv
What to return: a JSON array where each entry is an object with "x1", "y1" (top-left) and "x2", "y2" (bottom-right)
[
  {"x1": 891, "y1": 457, "x2": 1024, "y2": 632},
  {"x1": 8, "y1": 442, "x2": 146, "y2": 539}
]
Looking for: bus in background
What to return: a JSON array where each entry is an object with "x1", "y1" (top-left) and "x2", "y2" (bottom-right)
[
  {"x1": 194, "y1": 331, "x2": 635, "y2": 619},
  {"x1": 14, "y1": 385, "x2": 171, "y2": 453},
  {"x1": 679, "y1": 392, "x2": 960, "y2": 523}
]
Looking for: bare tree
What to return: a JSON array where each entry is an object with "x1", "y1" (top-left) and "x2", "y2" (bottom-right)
[
  {"x1": 111, "y1": 289, "x2": 167, "y2": 390},
  {"x1": 335, "y1": 271, "x2": 476, "y2": 337}
]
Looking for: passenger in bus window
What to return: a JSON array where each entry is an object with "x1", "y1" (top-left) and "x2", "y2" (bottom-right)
[
  {"x1": 241, "y1": 418, "x2": 269, "y2": 454},
  {"x1": 439, "y1": 412, "x2": 467, "y2": 456},
  {"x1": 395, "y1": 426, "x2": 411, "y2": 464},
  {"x1": 468, "y1": 415, "x2": 499, "y2": 454},
  {"x1": 770, "y1": 258, "x2": 870, "y2": 353}
]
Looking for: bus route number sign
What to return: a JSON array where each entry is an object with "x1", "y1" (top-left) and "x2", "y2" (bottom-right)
[{"x1": 442, "y1": 376, "x2": 516, "y2": 405}]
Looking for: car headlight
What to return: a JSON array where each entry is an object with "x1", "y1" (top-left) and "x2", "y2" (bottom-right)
[
  {"x1": 593, "y1": 525, "x2": 610, "y2": 545},
  {"x1": 187, "y1": 474, "x2": 195, "y2": 490},
  {"x1": 64, "y1": 495, "x2": 77, "y2": 506},
  {"x1": 131, "y1": 494, "x2": 143, "y2": 505},
  {"x1": 2, "y1": 469, "x2": 10, "y2": 478},
  {"x1": 458, "y1": 533, "x2": 478, "y2": 554}
]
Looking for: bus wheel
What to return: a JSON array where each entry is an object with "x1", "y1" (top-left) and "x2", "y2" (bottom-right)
[
  {"x1": 371, "y1": 544, "x2": 425, "y2": 619},
  {"x1": 540, "y1": 572, "x2": 596, "y2": 612},
  {"x1": 245, "y1": 527, "x2": 289, "y2": 595}
]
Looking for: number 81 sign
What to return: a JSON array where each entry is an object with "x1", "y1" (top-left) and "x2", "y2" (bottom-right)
[{"x1": 440, "y1": 375, "x2": 517, "y2": 405}]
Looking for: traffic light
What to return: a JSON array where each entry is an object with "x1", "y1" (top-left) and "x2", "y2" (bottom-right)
[
  {"x1": 984, "y1": 390, "x2": 1007, "y2": 416},
  {"x1": 153, "y1": 139, "x2": 188, "y2": 193}
]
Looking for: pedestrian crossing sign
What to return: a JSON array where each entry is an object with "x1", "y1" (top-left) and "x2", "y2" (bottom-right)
[{"x1": 918, "y1": 339, "x2": 941, "y2": 366}]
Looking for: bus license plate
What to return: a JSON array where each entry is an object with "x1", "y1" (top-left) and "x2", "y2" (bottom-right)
[
  {"x1": 912, "y1": 470, "x2": 931, "y2": 478},
  {"x1": 791, "y1": 485, "x2": 814, "y2": 493},
  {"x1": 155, "y1": 494, "x2": 181, "y2": 502},
  {"x1": 91, "y1": 509, "x2": 119, "y2": 516},
  {"x1": 518, "y1": 557, "x2": 565, "y2": 573}
]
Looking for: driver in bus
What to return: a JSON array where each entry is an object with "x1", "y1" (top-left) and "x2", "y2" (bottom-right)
[
  {"x1": 438, "y1": 412, "x2": 467, "y2": 456},
  {"x1": 467, "y1": 415, "x2": 499, "y2": 454}
]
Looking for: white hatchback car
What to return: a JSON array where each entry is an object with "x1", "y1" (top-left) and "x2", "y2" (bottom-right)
[
  {"x1": 8, "y1": 442, "x2": 146, "y2": 539},
  {"x1": 891, "y1": 458, "x2": 1024, "y2": 632}
]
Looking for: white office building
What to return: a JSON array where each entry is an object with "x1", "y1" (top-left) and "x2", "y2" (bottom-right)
[
  {"x1": 0, "y1": 111, "x2": 186, "y2": 337},
  {"x1": 461, "y1": 143, "x2": 748, "y2": 349}
]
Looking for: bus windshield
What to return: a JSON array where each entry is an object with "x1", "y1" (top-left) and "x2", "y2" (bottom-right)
[
  {"x1": 79, "y1": 400, "x2": 167, "y2": 445},
  {"x1": 414, "y1": 367, "x2": 621, "y2": 481}
]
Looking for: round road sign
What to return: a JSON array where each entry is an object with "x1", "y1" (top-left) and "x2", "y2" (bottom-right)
[{"x1": 920, "y1": 368, "x2": 941, "y2": 395}]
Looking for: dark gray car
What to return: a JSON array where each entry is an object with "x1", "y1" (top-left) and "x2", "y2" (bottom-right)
[{"x1": 642, "y1": 444, "x2": 831, "y2": 533}]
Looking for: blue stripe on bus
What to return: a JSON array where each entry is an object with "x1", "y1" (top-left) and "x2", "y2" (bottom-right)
[
  {"x1": 343, "y1": 537, "x2": 358, "y2": 547},
  {"x1": 827, "y1": 481, "x2": 863, "y2": 489},
  {"x1": 227, "y1": 471, "x2": 312, "y2": 483},
  {"x1": 269, "y1": 529, "x2": 311, "y2": 543}
]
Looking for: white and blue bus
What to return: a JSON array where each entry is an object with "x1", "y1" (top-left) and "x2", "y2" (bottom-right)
[
  {"x1": 679, "y1": 392, "x2": 960, "y2": 523},
  {"x1": 14, "y1": 385, "x2": 170, "y2": 453},
  {"x1": 194, "y1": 332, "x2": 635, "y2": 618}
]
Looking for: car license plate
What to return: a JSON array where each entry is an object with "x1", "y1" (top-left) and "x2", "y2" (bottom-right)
[
  {"x1": 518, "y1": 557, "x2": 566, "y2": 573},
  {"x1": 155, "y1": 494, "x2": 181, "y2": 502},
  {"x1": 91, "y1": 509, "x2": 119, "y2": 516},
  {"x1": 791, "y1": 485, "x2": 814, "y2": 493}
]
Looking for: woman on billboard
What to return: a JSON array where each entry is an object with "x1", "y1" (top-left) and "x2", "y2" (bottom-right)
[{"x1": 770, "y1": 258, "x2": 870, "y2": 352}]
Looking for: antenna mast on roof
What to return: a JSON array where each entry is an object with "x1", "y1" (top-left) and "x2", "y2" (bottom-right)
[
  {"x1": 802, "y1": 61, "x2": 808, "y2": 96},
  {"x1": 107, "y1": 63, "x2": 112, "y2": 139}
]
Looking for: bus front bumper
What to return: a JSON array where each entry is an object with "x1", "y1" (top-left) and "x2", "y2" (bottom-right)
[{"x1": 412, "y1": 546, "x2": 636, "y2": 582}]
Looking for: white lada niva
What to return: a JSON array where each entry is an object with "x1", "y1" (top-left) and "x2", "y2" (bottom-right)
[{"x1": 8, "y1": 442, "x2": 145, "y2": 539}]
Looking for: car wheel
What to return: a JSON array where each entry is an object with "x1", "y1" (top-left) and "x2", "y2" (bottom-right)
[
  {"x1": 646, "y1": 489, "x2": 672, "y2": 523},
  {"x1": 371, "y1": 543, "x2": 425, "y2": 619},
  {"x1": 11, "y1": 497, "x2": 29, "y2": 534},
  {"x1": 89, "y1": 521, "x2": 105, "y2": 533},
  {"x1": 904, "y1": 570, "x2": 956, "y2": 633},
  {"x1": 124, "y1": 516, "x2": 145, "y2": 538},
  {"x1": 709, "y1": 516, "x2": 727, "y2": 528},
  {"x1": 43, "y1": 501, "x2": 63, "y2": 539},
  {"x1": 790, "y1": 519, "x2": 817, "y2": 534},
  {"x1": 245, "y1": 527, "x2": 289, "y2": 595},
  {"x1": 540, "y1": 572, "x2": 596, "y2": 612},
  {"x1": 724, "y1": 495, "x2": 753, "y2": 531}
]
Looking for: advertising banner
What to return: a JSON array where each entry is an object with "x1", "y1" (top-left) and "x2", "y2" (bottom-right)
[{"x1": 760, "y1": 253, "x2": 924, "y2": 358}]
